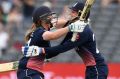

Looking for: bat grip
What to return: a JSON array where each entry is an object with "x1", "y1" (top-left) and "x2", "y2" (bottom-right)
[{"x1": 71, "y1": 32, "x2": 78, "y2": 41}]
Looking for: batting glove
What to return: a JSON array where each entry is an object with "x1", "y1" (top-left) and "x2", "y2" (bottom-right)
[
  {"x1": 22, "y1": 46, "x2": 44, "y2": 57},
  {"x1": 68, "y1": 20, "x2": 88, "y2": 32}
]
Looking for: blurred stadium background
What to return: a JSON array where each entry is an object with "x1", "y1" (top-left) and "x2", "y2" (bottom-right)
[
  {"x1": 0, "y1": 0, "x2": 120, "y2": 63},
  {"x1": 0, "y1": 0, "x2": 120, "y2": 79}
]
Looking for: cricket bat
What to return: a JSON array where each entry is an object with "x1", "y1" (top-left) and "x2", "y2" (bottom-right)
[
  {"x1": 71, "y1": 0, "x2": 95, "y2": 41},
  {"x1": 0, "y1": 61, "x2": 19, "y2": 72}
]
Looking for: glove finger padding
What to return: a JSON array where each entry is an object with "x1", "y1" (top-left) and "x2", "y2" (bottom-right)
[
  {"x1": 22, "y1": 46, "x2": 43, "y2": 57},
  {"x1": 68, "y1": 20, "x2": 88, "y2": 32}
]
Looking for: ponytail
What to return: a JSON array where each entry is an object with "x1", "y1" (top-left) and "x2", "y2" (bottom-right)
[{"x1": 25, "y1": 24, "x2": 36, "y2": 42}]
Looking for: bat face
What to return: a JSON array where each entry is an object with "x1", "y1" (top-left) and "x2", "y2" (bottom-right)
[
  {"x1": 12, "y1": 61, "x2": 19, "y2": 70},
  {"x1": 87, "y1": 0, "x2": 95, "y2": 5},
  {"x1": 80, "y1": 0, "x2": 95, "y2": 20},
  {"x1": 0, "y1": 61, "x2": 19, "y2": 72}
]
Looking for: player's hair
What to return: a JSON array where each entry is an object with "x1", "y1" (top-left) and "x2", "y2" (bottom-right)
[{"x1": 25, "y1": 24, "x2": 36, "y2": 42}]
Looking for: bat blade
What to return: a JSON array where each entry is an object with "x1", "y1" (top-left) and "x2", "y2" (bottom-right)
[
  {"x1": 0, "y1": 61, "x2": 19, "y2": 72},
  {"x1": 80, "y1": 0, "x2": 95, "y2": 20},
  {"x1": 71, "y1": 0, "x2": 95, "y2": 41}
]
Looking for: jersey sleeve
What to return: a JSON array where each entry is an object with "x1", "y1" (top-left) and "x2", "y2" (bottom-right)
[
  {"x1": 30, "y1": 28, "x2": 50, "y2": 47},
  {"x1": 33, "y1": 29, "x2": 45, "y2": 40}
]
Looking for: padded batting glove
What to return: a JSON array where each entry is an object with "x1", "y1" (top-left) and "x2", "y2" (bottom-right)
[
  {"x1": 68, "y1": 20, "x2": 88, "y2": 32},
  {"x1": 22, "y1": 46, "x2": 45, "y2": 57}
]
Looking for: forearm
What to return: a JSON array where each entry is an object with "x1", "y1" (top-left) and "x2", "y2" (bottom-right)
[
  {"x1": 44, "y1": 40, "x2": 80, "y2": 58},
  {"x1": 42, "y1": 27, "x2": 69, "y2": 40},
  {"x1": 42, "y1": 20, "x2": 87, "y2": 41}
]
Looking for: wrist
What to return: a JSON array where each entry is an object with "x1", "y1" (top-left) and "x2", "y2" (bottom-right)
[
  {"x1": 41, "y1": 48, "x2": 45, "y2": 54},
  {"x1": 67, "y1": 25, "x2": 71, "y2": 32},
  {"x1": 66, "y1": 27, "x2": 70, "y2": 32}
]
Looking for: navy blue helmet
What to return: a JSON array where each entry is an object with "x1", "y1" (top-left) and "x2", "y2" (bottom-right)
[
  {"x1": 32, "y1": 6, "x2": 55, "y2": 23},
  {"x1": 70, "y1": 2, "x2": 90, "y2": 20}
]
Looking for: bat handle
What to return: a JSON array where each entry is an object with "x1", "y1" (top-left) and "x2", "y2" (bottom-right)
[{"x1": 71, "y1": 32, "x2": 78, "y2": 41}]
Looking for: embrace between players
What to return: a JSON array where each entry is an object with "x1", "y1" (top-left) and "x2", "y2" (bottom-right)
[{"x1": 17, "y1": 1, "x2": 108, "y2": 79}]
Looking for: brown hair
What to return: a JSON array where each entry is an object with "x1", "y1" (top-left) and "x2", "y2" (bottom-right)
[
  {"x1": 25, "y1": 23, "x2": 36, "y2": 42},
  {"x1": 25, "y1": 18, "x2": 42, "y2": 42}
]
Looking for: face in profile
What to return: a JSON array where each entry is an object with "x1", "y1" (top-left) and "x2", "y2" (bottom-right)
[
  {"x1": 41, "y1": 13, "x2": 58, "y2": 30},
  {"x1": 69, "y1": 10, "x2": 78, "y2": 20}
]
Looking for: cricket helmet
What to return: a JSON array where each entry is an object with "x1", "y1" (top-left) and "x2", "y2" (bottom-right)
[
  {"x1": 32, "y1": 6, "x2": 56, "y2": 24},
  {"x1": 70, "y1": 2, "x2": 90, "y2": 20}
]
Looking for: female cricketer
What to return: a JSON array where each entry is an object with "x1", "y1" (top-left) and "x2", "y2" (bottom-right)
[{"x1": 17, "y1": 5, "x2": 87, "y2": 79}]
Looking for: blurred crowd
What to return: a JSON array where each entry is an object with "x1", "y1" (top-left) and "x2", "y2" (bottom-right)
[
  {"x1": 0, "y1": 0, "x2": 120, "y2": 62},
  {"x1": 0, "y1": 0, "x2": 36, "y2": 62},
  {"x1": 102, "y1": 0, "x2": 120, "y2": 8}
]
